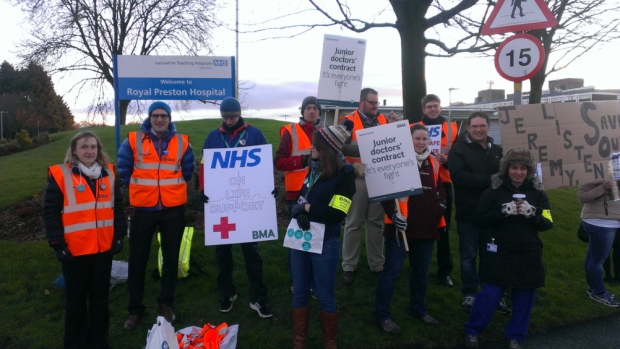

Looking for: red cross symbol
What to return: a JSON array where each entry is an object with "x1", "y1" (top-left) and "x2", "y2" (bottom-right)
[{"x1": 213, "y1": 216, "x2": 236, "y2": 239}]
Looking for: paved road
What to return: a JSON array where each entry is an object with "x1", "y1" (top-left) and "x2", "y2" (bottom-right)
[{"x1": 473, "y1": 312, "x2": 620, "y2": 349}]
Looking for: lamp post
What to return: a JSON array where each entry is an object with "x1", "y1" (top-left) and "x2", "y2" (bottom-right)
[
  {"x1": 447, "y1": 88, "x2": 459, "y2": 150},
  {"x1": 0, "y1": 111, "x2": 7, "y2": 139}
]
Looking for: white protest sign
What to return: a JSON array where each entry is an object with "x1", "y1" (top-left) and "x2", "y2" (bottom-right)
[
  {"x1": 203, "y1": 144, "x2": 278, "y2": 246},
  {"x1": 356, "y1": 120, "x2": 422, "y2": 202},
  {"x1": 317, "y1": 34, "x2": 366, "y2": 105},
  {"x1": 426, "y1": 125, "x2": 442, "y2": 155}
]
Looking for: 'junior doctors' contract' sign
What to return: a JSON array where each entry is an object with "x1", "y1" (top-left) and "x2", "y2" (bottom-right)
[
  {"x1": 317, "y1": 34, "x2": 366, "y2": 106},
  {"x1": 357, "y1": 120, "x2": 422, "y2": 202},
  {"x1": 203, "y1": 144, "x2": 278, "y2": 246}
]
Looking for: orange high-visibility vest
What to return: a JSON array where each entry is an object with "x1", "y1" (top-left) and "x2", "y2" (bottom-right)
[
  {"x1": 384, "y1": 156, "x2": 446, "y2": 228},
  {"x1": 128, "y1": 131, "x2": 189, "y2": 207},
  {"x1": 48, "y1": 163, "x2": 115, "y2": 256},
  {"x1": 417, "y1": 120, "x2": 458, "y2": 183},
  {"x1": 339, "y1": 110, "x2": 387, "y2": 163},
  {"x1": 280, "y1": 123, "x2": 312, "y2": 192}
]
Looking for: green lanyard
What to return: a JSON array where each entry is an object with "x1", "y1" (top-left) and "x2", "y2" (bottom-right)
[
  {"x1": 221, "y1": 130, "x2": 247, "y2": 148},
  {"x1": 306, "y1": 170, "x2": 321, "y2": 197}
]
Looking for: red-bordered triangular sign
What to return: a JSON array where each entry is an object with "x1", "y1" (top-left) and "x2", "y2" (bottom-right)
[{"x1": 482, "y1": 0, "x2": 557, "y2": 35}]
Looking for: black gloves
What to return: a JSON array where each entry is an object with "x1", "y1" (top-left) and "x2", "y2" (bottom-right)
[
  {"x1": 201, "y1": 192, "x2": 209, "y2": 203},
  {"x1": 301, "y1": 154, "x2": 310, "y2": 167},
  {"x1": 392, "y1": 212, "x2": 407, "y2": 231},
  {"x1": 110, "y1": 238, "x2": 123, "y2": 255},
  {"x1": 296, "y1": 214, "x2": 311, "y2": 231},
  {"x1": 54, "y1": 247, "x2": 74, "y2": 262},
  {"x1": 292, "y1": 204, "x2": 310, "y2": 230},
  {"x1": 271, "y1": 188, "x2": 279, "y2": 198}
]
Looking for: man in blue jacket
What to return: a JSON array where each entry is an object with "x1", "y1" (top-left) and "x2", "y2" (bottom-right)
[
  {"x1": 200, "y1": 97, "x2": 274, "y2": 318},
  {"x1": 117, "y1": 101, "x2": 194, "y2": 331}
]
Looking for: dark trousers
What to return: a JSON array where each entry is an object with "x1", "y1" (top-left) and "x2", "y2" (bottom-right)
[
  {"x1": 603, "y1": 230, "x2": 620, "y2": 280},
  {"x1": 216, "y1": 242, "x2": 267, "y2": 303},
  {"x1": 127, "y1": 206, "x2": 185, "y2": 315},
  {"x1": 62, "y1": 252, "x2": 112, "y2": 349},
  {"x1": 436, "y1": 182, "x2": 454, "y2": 278}
]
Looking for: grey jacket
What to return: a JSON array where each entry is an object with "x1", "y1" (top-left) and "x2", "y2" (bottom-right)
[{"x1": 578, "y1": 181, "x2": 620, "y2": 220}]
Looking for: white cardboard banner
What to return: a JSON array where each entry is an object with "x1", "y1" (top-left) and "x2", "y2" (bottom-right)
[
  {"x1": 317, "y1": 34, "x2": 366, "y2": 104},
  {"x1": 203, "y1": 144, "x2": 278, "y2": 246},
  {"x1": 426, "y1": 124, "x2": 442, "y2": 155},
  {"x1": 356, "y1": 120, "x2": 422, "y2": 202}
]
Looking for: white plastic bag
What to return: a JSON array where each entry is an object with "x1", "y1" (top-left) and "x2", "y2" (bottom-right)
[{"x1": 145, "y1": 316, "x2": 179, "y2": 349}]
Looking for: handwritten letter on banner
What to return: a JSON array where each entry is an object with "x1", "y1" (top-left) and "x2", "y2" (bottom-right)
[
  {"x1": 499, "y1": 101, "x2": 620, "y2": 189},
  {"x1": 203, "y1": 145, "x2": 278, "y2": 246},
  {"x1": 357, "y1": 120, "x2": 422, "y2": 202}
]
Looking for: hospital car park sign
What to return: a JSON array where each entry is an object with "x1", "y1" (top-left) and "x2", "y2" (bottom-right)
[{"x1": 113, "y1": 55, "x2": 236, "y2": 101}]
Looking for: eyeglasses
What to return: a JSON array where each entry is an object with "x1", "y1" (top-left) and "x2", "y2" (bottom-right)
[
  {"x1": 425, "y1": 104, "x2": 440, "y2": 109},
  {"x1": 151, "y1": 114, "x2": 169, "y2": 119},
  {"x1": 364, "y1": 99, "x2": 379, "y2": 106}
]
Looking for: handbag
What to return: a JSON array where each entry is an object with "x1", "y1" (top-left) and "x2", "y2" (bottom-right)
[
  {"x1": 283, "y1": 219, "x2": 326, "y2": 254},
  {"x1": 577, "y1": 223, "x2": 589, "y2": 243},
  {"x1": 146, "y1": 316, "x2": 180, "y2": 349}
]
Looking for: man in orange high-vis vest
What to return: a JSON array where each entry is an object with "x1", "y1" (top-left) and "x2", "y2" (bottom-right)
[
  {"x1": 340, "y1": 87, "x2": 399, "y2": 284},
  {"x1": 275, "y1": 96, "x2": 322, "y2": 208},
  {"x1": 419, "y1": 94, "x2": 458, "y2": 288},
  {"x1": 117, "y1": 101, "x2": 195, "y2": 331}
]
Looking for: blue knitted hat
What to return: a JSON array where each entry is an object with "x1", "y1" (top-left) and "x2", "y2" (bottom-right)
[
  {"x1": 148, "y1": 101, "x2": 172, "y2": 119},
  {"x1": 220, "y1": 97, "x2": 241, "y2": 118}
]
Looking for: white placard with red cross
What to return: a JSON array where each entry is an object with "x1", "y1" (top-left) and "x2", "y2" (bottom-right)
[
  {"x1": 494, "y1": 34, "x2": 545, "y2": 82},
  {"x1": 203, "y1": 144, "x2": 278, "y2": 246}
]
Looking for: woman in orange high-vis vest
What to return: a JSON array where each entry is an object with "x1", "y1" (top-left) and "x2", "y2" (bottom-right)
[
  {"x1": 375, "y1": 124, "x2": 446, "y2": 334},
  {"x1": 43, "y1": 131, "x2": 126, "y2": 349}
]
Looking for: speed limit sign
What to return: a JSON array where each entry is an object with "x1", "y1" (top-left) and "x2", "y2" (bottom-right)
[{"x1": 494, "y1": 34, "x2": 545, "y2": 82}]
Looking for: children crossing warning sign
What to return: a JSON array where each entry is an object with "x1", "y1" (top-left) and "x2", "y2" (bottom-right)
[{"x1": 482, "y1": 0, "x2": 557, "y2": 35}]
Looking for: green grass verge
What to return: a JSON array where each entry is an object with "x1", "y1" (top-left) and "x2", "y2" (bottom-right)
[{"x1": 0, "y1": 119, "x2": 616, "y2": 348}]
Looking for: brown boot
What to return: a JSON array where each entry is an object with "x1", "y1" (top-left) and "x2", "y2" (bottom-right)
[
  {"x1": 293, "y1": 306, "x2": 310, "y2": 349},
  {"x1": 320, "y1": 310, "x2": 338, "y2": 349}
]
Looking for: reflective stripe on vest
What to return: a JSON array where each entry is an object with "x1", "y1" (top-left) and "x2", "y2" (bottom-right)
[
  {"x1": 280, "y1": 124, "x2": 312, "y2": 192},
  {"x1": 128, "y1": 131, "x2": 189, "y2": 207},
  {"x1": 49, "y1": 163, "x2": 115, "y2": 256},
  {"x1": 341, "y1": 110, "x2": 387, "y2": 163}
]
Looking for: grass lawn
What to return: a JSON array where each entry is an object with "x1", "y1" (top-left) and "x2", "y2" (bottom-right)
[{"x1": 0, "y1": 119, "x2": 617, "y2": 348}]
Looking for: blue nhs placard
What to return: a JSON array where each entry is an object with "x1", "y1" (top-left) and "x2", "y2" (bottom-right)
[{"x1": 114, "y1": 55, "x2": 235, "y2": 100}]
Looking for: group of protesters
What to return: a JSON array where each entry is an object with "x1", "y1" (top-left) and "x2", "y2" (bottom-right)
[{"x1": 43, "y1": 88, "x2": 566, "y2": 349}]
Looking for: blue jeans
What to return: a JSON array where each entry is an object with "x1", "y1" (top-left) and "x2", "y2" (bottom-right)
[
  {"x1": 375, "y1": 237, "x2": 435, "y2": 322},
  {"x1": 465, "y1": 282, "x2": 536, "y2": 344},
  {"x1": 458, "y1": 220, "x2": 483, "y2": 296},
  {"x1": 583, "y1": 221, "x2": 618, "y2": 295},
  {"x1": 291, "y1": 237, "x2": 340, "y2": 313}
]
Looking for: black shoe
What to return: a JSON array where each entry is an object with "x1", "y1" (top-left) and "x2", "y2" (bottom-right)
[
  {"x1": 437, "y1": 275, "x2": 454, "y2": 287},
  {"x1": 464, "y1": 333, "x2": 479, "y2": 349},
  {"x1": 343, "y1": 271, "x2": 355, "y2": 284},
  {"x1": 219, "y1": 294, "x2": 237, "y2": 313},
  {"x1": 158, "y1": 303, "x2": 176, "y2": 323},
  {"x1": 250, "y1": 301, "x2": 273, "y2": 318},
  {"x1": 497, "y1": 298, "x2": 512, "y2": 315}
]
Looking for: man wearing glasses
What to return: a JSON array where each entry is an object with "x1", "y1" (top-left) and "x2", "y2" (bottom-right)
[
  {"x1": 117, "y1": 101, "x2": 195, "y2": 330},
  {"x1": 339, "y1": 88, "x2": 396, "y2": 284},
  {"x1": 418, "y1": 94, "x2": 458, "y2": 288},
  {"x1": 448, "y1": 111, "x2": 505, "y2": 314}
]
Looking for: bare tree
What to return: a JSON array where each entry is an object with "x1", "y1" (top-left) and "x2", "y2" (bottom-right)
[
  {"x1": 521, "y1": 0, "x2": 620, "y2": 103},
  {"x1": 13, "y1": 0, "x2": 219, "y2": 125}
]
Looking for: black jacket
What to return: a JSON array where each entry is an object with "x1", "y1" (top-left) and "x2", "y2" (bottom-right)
[
  {"x1": 300, "y1": 163, "x2": 356, "y2": 240},
  {"x1": 448, "y1": 133, "x2": 503, "y2": 222},
  {"x1": 476, "y1": 174, "x2": 553, "y2": 289}
]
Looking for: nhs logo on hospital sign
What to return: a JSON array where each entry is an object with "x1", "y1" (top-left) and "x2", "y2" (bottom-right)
[
  {"x1": 202, "y1": 144, "x2": 278, "y2": 246},
  {"x1": 113, "y1": 55, "x2": 235, "y2": 101}
]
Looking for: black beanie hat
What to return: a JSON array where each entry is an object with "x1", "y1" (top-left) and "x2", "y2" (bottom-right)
[{"x1": 301, "y1": 96, "x2": 322, "y2": 117}]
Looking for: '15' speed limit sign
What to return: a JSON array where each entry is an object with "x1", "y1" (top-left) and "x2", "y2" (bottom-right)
[{"x1": 494, "y1": 34, "x2": 545, "y2": 82}]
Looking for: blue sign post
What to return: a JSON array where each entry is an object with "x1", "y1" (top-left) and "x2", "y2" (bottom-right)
[{"x1": 112, "y1": 55, "x2": 236, "y2": 151}]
